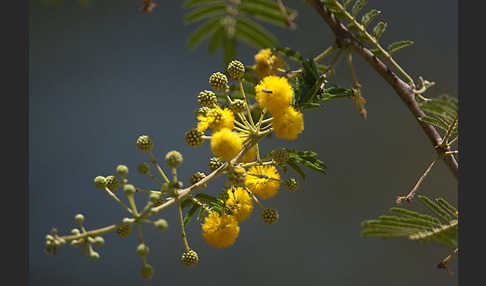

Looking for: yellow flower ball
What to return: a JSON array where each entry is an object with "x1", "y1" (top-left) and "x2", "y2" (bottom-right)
[
  {"x1": 211, "y1": 128, "x2": 242, "y2": 161},
  {"x1": 201, "y1": 212, "x2": 240, "y2": 248},
  {"x1": 197, "y1": 105, "x2": 235, "y2": 132},
  {"x1": 245, "y1": 165, "x2": 280, "y2": 200},
  {"x1": 238, "y1": 144, "x2": 257, "y2": 163},
  {"x1": 255, "y1": 76, "x2": 293, "y2": 116},
  {"x1": 225, "y1": 187, "x2": 254, "y2": 222},
  {"x1": 253, "y1": 49, "x2": 285, "y2": 79},
  {"x1": 272, "y1": 106, "x2": 304, "y2": 140}
]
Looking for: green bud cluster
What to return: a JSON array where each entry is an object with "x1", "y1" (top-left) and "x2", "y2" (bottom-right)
[
  {"x1": 227, "y1": 60, "x2": 245, "y2": 79},
  {"x1": 285, "y1": 178, "x2": 299, "y2": 192},
  {"x1": 261, "y1": 208, "x2": 279, "y2": 225},
  {"x1": 136, "y1": 135, "x2": 153, "y2": 152},
  {"x1": 229, "y1": 99, "x2": 246, "y2": 113},
  {"x1": 181, "y1": 249, "x2": 199, "y2": 266},
  {"x1": 165, "y1": 150, "x2": 183, "y2": 168},
  {"x1": 209, "y1": 72, "x2": 229, "y2": 91},
  {"x1": 198, "y1": 90, "x2": 217, "y2": 107},
  {"x1": 185, "y1": 128, "x2": 204, "y2": 147},
  {"x1": 190, "y1": 172, "x2": 207, "y2": 189},
  {"x1": 105, "y1": 175, "x2": 119, "y2": 191}
]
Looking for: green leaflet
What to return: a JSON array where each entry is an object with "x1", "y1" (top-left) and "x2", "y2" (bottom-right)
[
  {"x1": 183, "y1": 204, "x2": 201, "y2": 226},
  {"x1": 187, "y1": 18, "x2": 222, "y2": 49},
  {"x1": 372, "y1": 21, "x2": 387, "y2": 40},
  {"x1": 208, "y1": 26, "x2": 224, "y2": 54},
  {"x1": 351, "y1": 0, "x2": 367, "y2": 17},
  {"x1": 419, "y1": 95, "x2": 458, "y2": 138},
  {"x1": 235, "y1": 17, "x2": 277, "y2": 48},
  {"x1": 270, "y1": 148, "x2": 327, "y2": 180},
  {"x1": 184, "y1": 3, "x2": 227, "y2": 24},
  {"x1": 239, "y1": 3, "x2": 288, "y2": 27},
  {"x1": 361, "y1": 9, "x2": 381, "y2": 27},
  {"x1": 361, "y1": 195, "x2": 458, "y2": 249},
  {"x1": 387, "y1": 40, "x2": 414, "y2": 54},
  {"x1": 183, "y1": 0, "x2": 224, "y2": 9}
]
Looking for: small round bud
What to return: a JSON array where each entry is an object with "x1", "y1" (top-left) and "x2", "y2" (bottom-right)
[
  {"x1": 209, "y1": 72, "x2": 229, "y2": 91},
  {"x1": 116, "y1": 219, "x2": 133, "y2": 238},
  {"x1": 105, "y1": 175, "x2": 119, "y2": 191},
  {"x1": 58, "y1": 238, "x2": 66, "y2": 245},
  {"x1": 140, "y1": 264, "x2": 154, "y2": 279},
  {"x1": 89, "y1": 251, "x2": 100, "y2": 261},
  {"x1": 285, "y1": 178, "x2": 299, "y2": 192},
  {"x1": 94, "y1": 176, "x2": 107, "y2": 190},
  {"x1": 137, "y1": 162, "x2": 150, "y2": 174},
  {"x1": 45, "y1": 234, "x2": 54, "y2": 242},
  {"x1": 195, "y1": 106, "x2": 211, "y2": 116},
  {"x1": 149, "y1": 192, "x2": 161, "y2": 203},
  {"x1": 71, "y1": 239, "x2": 83, "y2": 248},
  {"x1": 271, "y1": 148, "x2": 289, "y2": 165},
  {"x1": 185, "y1": 129, "x2": 205, "y2": 147},
  {"x1": 154, "y1": 219, "x2": 168, "y2": 232},
  {"x1": 93, "y1": 236, "x2": 105, "y2": 247},
  {"x1": 165, "y1": 150, "x2": 183, "y2": 168},
  {"x1": 116, "y1": 165, "x2": 129, "y2": 178},
  {"x1": 227, "y1": 166, "x2": 246, "y2": 185},
  {"x1": 261, "y1": 208, "x2": 279, "y2": 225},
  {"x1": 229, "y1": 99, "x2": 246, "y2": 113},
  {"x1": 136, "y1": 135, "x2": 153, "y2": 152},
  {"x1": 208, "y1": 157, "x2": 223, "y2": 172},
  {"x1": 74, "y1": 214, "x2": 85, "y2": 225},
  {"x1": 190, "y1": 172, "x2": 207, "y2": 189},
  {"x1": 197, "y1": 90, "x2": 217, "y2": 107},
  {"x1": 71, "y1": 228, "x2": 80, "y2": 235},
  {"x1": 136, "y1": 243, "x2": 150, "y2": 257},
  {"x1": 181, "y1": 249, "x2": 199, "y2": 267},
  {"x1": 227, "y1": 60, "x2": 245, "y2": 79},
  {"x1": 123, "y1": 184, "x2": 136, "y2": 196}
]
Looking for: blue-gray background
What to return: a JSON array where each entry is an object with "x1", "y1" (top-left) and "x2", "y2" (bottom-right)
[{"x1": 29, "y1": 1, "x2": 458, "y2": 285}]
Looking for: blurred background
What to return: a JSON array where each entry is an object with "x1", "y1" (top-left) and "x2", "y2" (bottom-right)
[{"x1": 29, "y1": 0, "x2": 458, "y2": 285}]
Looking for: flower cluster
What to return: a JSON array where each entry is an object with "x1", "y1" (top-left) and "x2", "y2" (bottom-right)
[
  {"x1": 44, "y1": 56, "x2": 310, "y2": 280},
  {"x1": 183, "y1": 59, "x2": 305, "y2": 249}
]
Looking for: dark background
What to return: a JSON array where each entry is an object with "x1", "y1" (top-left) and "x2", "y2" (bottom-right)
[{"x1": 29, "y1": 0, "x2": 458, "y2": 285}]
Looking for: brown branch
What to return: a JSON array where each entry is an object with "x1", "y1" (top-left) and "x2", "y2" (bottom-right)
[{"x1": 308, "y1": 0, "x2": 458, "y2": 179}]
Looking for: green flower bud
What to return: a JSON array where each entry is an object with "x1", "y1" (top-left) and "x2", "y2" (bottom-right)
[
  {"x1": 261, "y1": 208, "x2": 279, "y2": 225},
  {"x1": 136, "y1": 135, "x2": 153, "y2": 152},
  {"x1": 71, "y1": 228, "x2": 80, "y2": 235},
  {"x1": 229, "y1": 99, "x2": 245, "y2": 113},
  {"x1": 227, "y1": 60, "x2": 245, "y2": 79},
  {"x1": 89, "y1": 251, "x2": 100, "y2": 261},
  {"x1": 190, "y1": 172, "x2": 207, "y2": 189},
  {"x1": 140, "y1": 264, "x2": 154, "y2": 279},
  {"x1": 285, "y1": 178, "x2": 299, "y2": 192},
  {"x1": 94, "y1": 236, "x2": 105, "y2": 247},
  {"x1": 154, "y1": 219, "x2": 168, "y2": 232},
  {"x1": 271, "y1": 148, "x2": 289, "y2": 165},
  {"x1": 165, "y1": 150, "x2": 183, "y2": 168},
  {"x1": 209, "y1": 72, "x2": 229, "y2": 91},
  {"x1": 136, "y1": 243, "x2": 150, "y2": 257},
  {"x1": 105, "y1": 175, "x2": 119, "y2": 191},
  {"x1": 185, "y1": 129, "x2": 204, "y2": 147},
  {"x1": 208, "y1": 157, "x2": 223, "y2": 172},
  {"x1": 75, "y1": 214, "x2": 85, "y2": 225},
  {"x1": 181, "y1": 249, "x2": 199, "y2": 267},
  {"x1": 195, "y1": 106, "x2": 211, "y2": 116},
  {"x1": 198, "y1": 90, "x2": 217, "y2": 107},
  {"x1": 137, "y1": 162, "x2": 150, "y2": 174},
  {"x1": 94, "y1": 176, "x2": 107, "y2": 190},
  {"x1": 116, "y1": 165, "x2": 129, "y2": 178},
  {"x1": 45, "y1": 234, "x2": 54, "y2": 242},
  {"x1": 123, "y1": 184, "x2": 136, "y2": 196}
]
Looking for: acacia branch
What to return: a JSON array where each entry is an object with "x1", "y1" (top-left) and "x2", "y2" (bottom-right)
[{"x1": 308, "y1": 0, "x2": 458, "y2": 179}]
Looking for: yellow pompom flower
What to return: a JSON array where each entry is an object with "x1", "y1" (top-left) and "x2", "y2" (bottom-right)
[
  {"x1": 225, "y1": 187, "x2": 254, "y2": 222},
  {"x1": 272, "y1": 106, "x2": 304, "y2": 140},
  {"x1": 255, "y1": 76, "x2": 293, "y2": 116},
  {"x1": 253, "y1": 49, "x2": 285, "y2": 79},
  {"x1": 245, "y1": 165, "x2": 281, "y2": 200},
  {"x1": 197, "y1": 105, "x2": 235, "y2": 132},
  {"x1": 201, "y1": 212, "x2": 240, "y2": 248},
  {"x1": 238, "y1": 144, "x2": 257, "y2": 163},
  {"x1": 211, "y1": 128, "x2": 242, "y2": 161}
]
